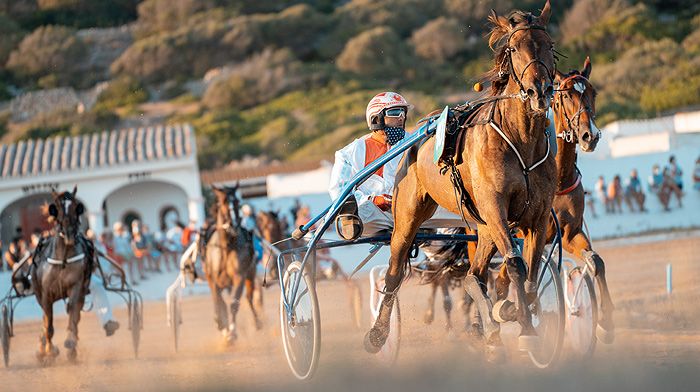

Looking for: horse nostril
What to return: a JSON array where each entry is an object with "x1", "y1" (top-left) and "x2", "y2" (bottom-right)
[
  {"x1": 545, "y1": 85, "x2": 553, "y2": 96},
  {"x1": 527, "y1": 88, "x2": 536, "y2": 98},
  {"x1": 582, "y1": 132, "x2": 591, "y2": 142}
]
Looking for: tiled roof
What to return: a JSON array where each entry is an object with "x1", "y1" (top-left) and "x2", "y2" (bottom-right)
[{"x1": 0, "y1": 123, "x2": 194, "y2": 179}]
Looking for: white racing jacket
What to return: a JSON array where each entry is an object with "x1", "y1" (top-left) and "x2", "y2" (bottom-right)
[{"x1": 329, "y1": 135, "x2": 402, "y2": 224}]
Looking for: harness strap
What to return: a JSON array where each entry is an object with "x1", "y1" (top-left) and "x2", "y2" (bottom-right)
[
  {"x1": 47, "y1": 253, "x2": 85, "y2": 265},
  {"x1": 556, "y1": 171, "x2": 582, "y2": 196},
  {"x1": 488, "y1": 121, "x2": 551, "y2": 173},
  {"x1": 443, "y1": 159, "x2": 486, "y2": 226}
]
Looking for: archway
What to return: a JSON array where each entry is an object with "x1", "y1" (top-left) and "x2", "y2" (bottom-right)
[{"x1": 103, "y1": 180, "x2": 189, "y2": 235}]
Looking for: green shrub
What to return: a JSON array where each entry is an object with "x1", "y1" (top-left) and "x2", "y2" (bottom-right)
[
  {"x1": 95, "y1": 76, "x2": 149, "y2": 111},
  {"x1": 336, "y1": 27, "x2": 414, "y2": 78}
]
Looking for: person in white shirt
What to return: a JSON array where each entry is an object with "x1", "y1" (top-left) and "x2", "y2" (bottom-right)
[{"x1": 329, "y1": 92, "x2": 410, "y2": 238}]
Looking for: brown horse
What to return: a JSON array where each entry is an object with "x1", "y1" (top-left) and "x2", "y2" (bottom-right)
[
  {"x1": 32, "y1": 187, "x2": 94, "y2": 363},
  {"x1": 256, "y1": 210, "x2": 285, "y2": 280},
  {"x1": 547, "y1": 57, "x2": 614, "y2": 343},
  {"x1": 365, "y1": 1, "x2": 557, "y2": 360},
  {"x1": 202, "y1": 185, "x2": 262, "y2": 343}
]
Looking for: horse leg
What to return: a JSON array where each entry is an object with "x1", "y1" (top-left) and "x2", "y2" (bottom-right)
[
  {"x1": 210, "y1": 284, "x2": 228, "y2": 331},
  {"x1": 38, "y1": 301, "x2": 59, "y2": 363},
  {"x1": 441, "y1": 280, "x2": 453, "y2": 331},
  {"x1": 463, "y1": 230, "x2": 502, "y2": 359},
  {"x1": 518, "y1": 223, "x2": 551, "y2": 351},
  {"x1": 64, "y1": 284, "x2": 85, "y2": 362},
  {"x1": 364, "y1": 175, "x2": 436, "y2": 353},
  {"x1": 226, "y1": 276, "x2": 245, "y2": 344},
  {"x1": 245, "y1": 277, "x2": 263, "y2": 331},
  {"x1": 423, "y1": 281, "x2": 437, "y2": 325}
]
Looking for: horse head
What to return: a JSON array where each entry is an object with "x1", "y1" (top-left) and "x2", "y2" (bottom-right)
[
  {"x1": 553, "y1": 56, "x2": 601, "y2": 152},
  {"x1": 47, "y1": 186, "x2": 85, "y2": 247},
  {"x1": 212, "y1": 183, "x2": 242, "y2": 229},
  {"x1": 487, "y1": 0, "x2": 555, "y2": 112}
]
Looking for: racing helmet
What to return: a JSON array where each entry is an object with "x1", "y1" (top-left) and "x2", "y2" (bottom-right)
[{"x1": 366, "y1": 92, "x2": 409, "y2": 130}]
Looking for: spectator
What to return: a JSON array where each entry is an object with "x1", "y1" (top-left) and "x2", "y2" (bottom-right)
[
  {"x1": 693, "y1": 156, "x2": 700, "y2": 191},
  {"x1": 241, "y1": 204, "x2": 257, "y2": 232},
  {"x1": 113, "y1": 222, "x2": 136, "y2": 285},
  {"x1": 290, "y1": 198, "x2": 302, "y2": 227},
  {"x1": 624, "y1": 169, "x2": 646, "y2": 212},
  {"x1": 181, "y1": 220, "x2": 196, "y2": 250},
  {"x1": 607, "y1": 175, "x2": 623, "y2": 214},
  {"x1": 4, "y1": 228, "x2": 28, "y2": 271},
  {"x1": 141, "y1": 224, "x2": 160, "y2": 272},
  {"x1": 648, "y1": 164, "x2": 670, "y2": 211},
  {"x1": 131, "y1": 220, "x2": 148, "y2": 279},
  {"x1": 666, "y1": 155, "x2": 684, "y2": 191},
  {"x1": 663, "y1": 167, "x2": 683, "y2": 208},
  {"x1": 595, "y1": 176, "x2": 610, "y2": 213}
]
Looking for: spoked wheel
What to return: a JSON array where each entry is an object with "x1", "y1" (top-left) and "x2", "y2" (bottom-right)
[
  {"x1": 280, "y1": 261, "x2": 321, "y2": 380},
  {"x1": 170, "y1": 295, "x2": 180, "y2": 353},
  {"x1": 349, "y1": 281, "x2": 363, "y2": 329},
  {"x1": 527, "y1": 257, "x2": 565, "y2": 368},
  {"x1": 130, "y1": 295, "x2": 143, "y2": 358},
  {"x1": 1, "y1": 304, "x2": 10, "y2": 367},
  {"x1": 369, "y1": 266, "x2": 401, "y2": 365},
  {"x1": 564, "y1": 266, "x2": 597, "y2": 359}
]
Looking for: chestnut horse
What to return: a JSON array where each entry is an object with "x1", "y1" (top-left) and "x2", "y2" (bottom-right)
[
  {"x1": 547, "y1": 58, "x2": 614, "y2": 343},
  {"x1": 202, "y1": 185, "x2": 262, "y2": 343},
  {"x1": 365, "y1": 1, "x2": 557, "y2": 361},
  {"x1": 32, "y1": 187, "x2": 94, "y2": 363}
]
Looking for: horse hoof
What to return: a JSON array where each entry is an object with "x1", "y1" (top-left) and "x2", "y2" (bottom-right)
[
  {"x1": 64, "y1": 339, "x2": 76, "y2": 350},
  {"x1": 492, "y1": 299, "x2": 517, "y2": 323},
  {"x1": 67, "y1": 349, "x2": 78, "y2": 362},
  {"x1": 596, "y1": 324, "x2": 615, "y2": 344},
  {"x1": 518, "y1": 335, "x2": 540, "y2": 352},
  {"x1": 363, "y1": 328, "x2": 385, "y2": 354},
  {"x1": 485, "y1": 344, "x2": 506, "y2": 363},
  {"x1": 423, "y1": 312, "x2": 434, "y2": 325}
]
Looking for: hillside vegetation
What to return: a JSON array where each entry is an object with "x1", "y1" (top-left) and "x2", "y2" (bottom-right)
[{"x1": 0, "y1": 0, "x2": 699, "y2": 169}]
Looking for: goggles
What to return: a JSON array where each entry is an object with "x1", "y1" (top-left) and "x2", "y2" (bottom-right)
[{"x1": 384, "y1": 108, "x2": 406, "y2": 118}]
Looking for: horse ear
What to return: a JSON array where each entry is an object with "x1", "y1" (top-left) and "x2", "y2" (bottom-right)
[
  {"x1": 581, "y1": 56, "x2": 592, "y2": 79},
  {"x1": 72, "y1": 185, "x2": 78, "y2": 197},
  {"x1": 76, "y1": 202, "x2": 85, "y2": 216},
  {"x1": 488, "y1": 9, "x2": 511, "y2": 49},
  {"x1": 49, "y1": 204, "x2": 59, "y2": 218},
  {"x1": 554, "y1": 69, "x2": 564, "y2": 83},
  {"x1": 537, "y1": 0, "x2": 552, "y2": 26}
]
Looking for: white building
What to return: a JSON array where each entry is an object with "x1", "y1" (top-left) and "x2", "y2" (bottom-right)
[{"x1": 0, "y1": 124, "x2": 204, "y2": 243}]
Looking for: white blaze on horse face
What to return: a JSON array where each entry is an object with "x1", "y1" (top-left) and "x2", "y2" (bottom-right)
[
  {"x1": 574, "y1": 81, "x2": 585, "y2": 94},
  {"x1": 64, "y1": 199, "x2": 72, "y2": 215}
]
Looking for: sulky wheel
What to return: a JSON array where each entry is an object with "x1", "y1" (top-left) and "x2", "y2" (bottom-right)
[
  {"x1": 564, "y1": 266, "x2": 598, "y2": 359},
  {"x1": 280, "y1": 261, "x2": 321, "y2": 380},
  {"x1": 130, "y1": 295, "x2": 143, "y2": 358},
  {"x1": 170, "y1": 295, "x2": 180, "y2": 353},
  {"x1": 527, "y1": 256, "x2": 566, "y2": 369},
  {"x1": 1, "y1": 304, "x2": 10, "y2": 367}
]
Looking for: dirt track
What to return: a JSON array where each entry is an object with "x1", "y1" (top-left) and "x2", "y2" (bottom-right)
[{"x1": 3, "y1": 235, "x2": 700, "y2": 391}]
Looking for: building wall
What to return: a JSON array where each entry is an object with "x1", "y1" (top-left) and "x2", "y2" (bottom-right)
[{"x1": 104, "y1": 181, "x2": 188, "y2": 233}]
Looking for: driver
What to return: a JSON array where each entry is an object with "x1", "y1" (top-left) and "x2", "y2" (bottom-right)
[{"x1": 329, "y1": 92, "x2": 409, "y2": 239}]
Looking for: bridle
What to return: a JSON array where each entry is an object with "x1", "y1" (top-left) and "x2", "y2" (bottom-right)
[
  {"x1": 499, "y1": 25, "x2": 556, "y2": 102},
  {"x1": 554, "y1": 74, "x2": 599, "y2": 144}
]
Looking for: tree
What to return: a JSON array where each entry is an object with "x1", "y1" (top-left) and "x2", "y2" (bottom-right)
[{"x1": 6, "y1": 25, "x2": 85, "y2": 86}]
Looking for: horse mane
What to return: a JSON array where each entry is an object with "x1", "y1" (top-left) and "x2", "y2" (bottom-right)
[{"x1": 481, "y1": 10, "x2": 545, "y2": 96}]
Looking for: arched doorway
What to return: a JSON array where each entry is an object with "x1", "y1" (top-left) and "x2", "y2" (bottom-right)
[
  {"x1": 103, "y1": 180, "x2": 189, "y2": 235},
  {"x1": 0, "y1": 193, "x2": 88, "y2": 244}
]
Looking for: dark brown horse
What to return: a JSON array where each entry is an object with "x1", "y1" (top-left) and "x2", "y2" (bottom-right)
[
  {"x1": 547, "y1": 57, "x2": 614, "y2": 343},
  {"x1": 202, "y1": 185, "x2": 262, "y2": 343},
  {"x1": 256, "y1": 210, "x2": 285, "y2": 280},
  {"x1": 365, "y1": 1, "x2": 557, "y2": 361},
  {"x1": 32, "y1": 187, "x2": 94, "y2": 363}
]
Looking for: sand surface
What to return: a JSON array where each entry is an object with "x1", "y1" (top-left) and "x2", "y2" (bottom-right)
[{"x1": 2, "y1": 235, "x2": 700, "y2": 391}]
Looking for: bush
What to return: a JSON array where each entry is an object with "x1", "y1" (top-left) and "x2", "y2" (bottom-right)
[
  {"x1": 411, "y1": 17, "x2": 466, "y2": 64},
  {"x1": 136, "y1": 0, "x2": 217, "y2": 36},
  {"x1": 336, "y1": 27, "x2": 413, "y2": 78},
  {"x1": 6, "y1": 25, "x2": 85, "y2": 86},
  {"x1": 95, "y1": 76, "x2": 149, "y2": 111},
  {"x1": 202, "y1": 48, "x2": 304, "y2": 110},
  {"x1": 0, "y1": 15, "x2": 24, "y2": 70}
]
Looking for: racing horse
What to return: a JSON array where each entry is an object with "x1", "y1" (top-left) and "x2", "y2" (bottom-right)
[
  {"x1": 32, "y1": 187, "x2": 94, "y2": 363},
  {"x1": 365, "y1": 1, "x2": 558, "y2": 360},
  {"x1": 202, "y1": 185, "x2": 262, "y2": 343},
  {"x1": 257, "y1": 210, "x2": 285, "y2": 280},
  {"x1": 547, "y1": 58, "x2": 614, "y2": 342}
]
